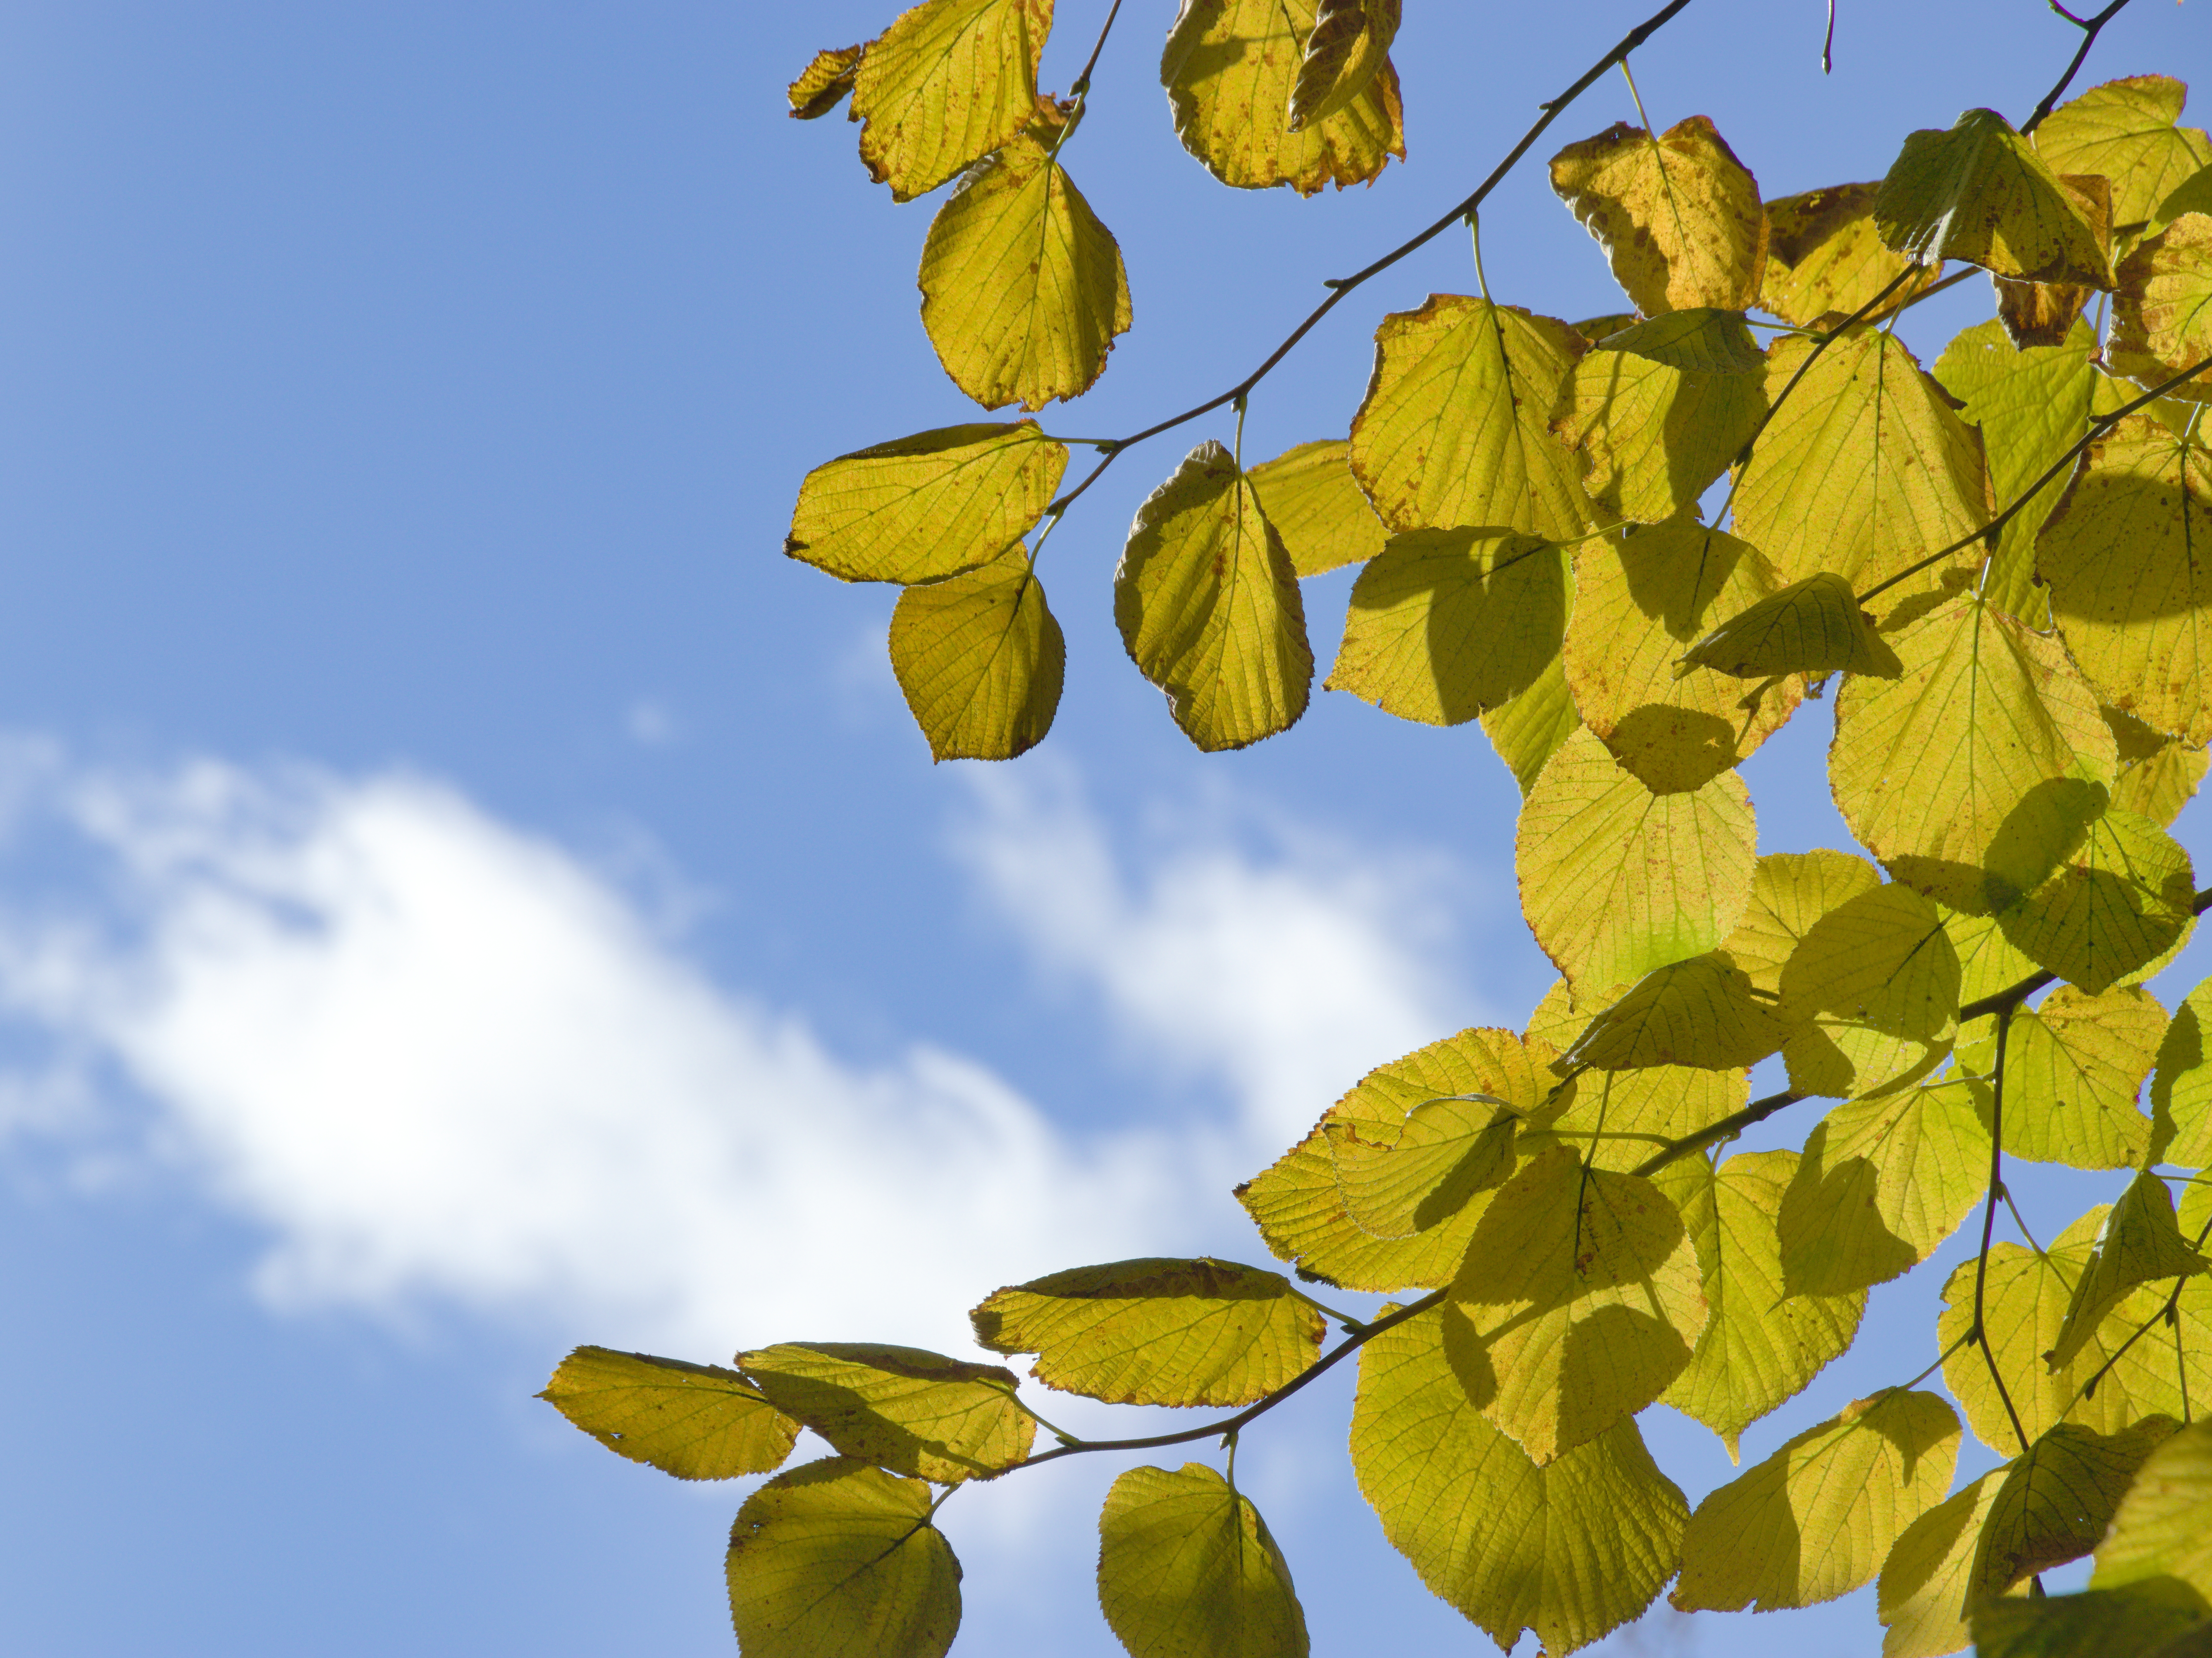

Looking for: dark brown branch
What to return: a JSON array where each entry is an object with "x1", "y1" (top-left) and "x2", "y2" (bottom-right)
[
  {"x1": 2021, "y1": 0, "x2": 2136, "y2": 135},
  {"x1": 1973, "y1": 1007, "x2": 2035, "y2": 1453}
]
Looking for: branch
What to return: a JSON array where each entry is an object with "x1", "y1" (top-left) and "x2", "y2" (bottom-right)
[
  {"x1": 2021, "y1": 0, "x2": 2136, "y2": 135},
  {"x1": 1973, "y1": 1006, "x2": 2035, "y2": 1454},
  {"x1": 1067, "y1": 0, "x2": 1124, "y2": 98},
  {"x1": 1632, "y1": 1088, "x2": 1807, "y2": 1178}
]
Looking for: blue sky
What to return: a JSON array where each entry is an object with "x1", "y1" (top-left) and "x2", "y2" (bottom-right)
[{"x1": 0, "y1": 2, "x2": 2206, "y2": 1655}]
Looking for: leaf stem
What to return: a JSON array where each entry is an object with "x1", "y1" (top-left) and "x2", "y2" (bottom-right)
[
  {"x1": 1973, "y1": 1005, "x2": 2035, "y2": 1455},
  {"x1": 1067, "y1": 0, "x2": 1125, "y2": 99},
  {"x1": 1906, "y1": 1327, "x2": 1979, "y2": 1393},
  {"x1": 1284, "y1": 1283, "x2": 1369, "y2": 1334}
]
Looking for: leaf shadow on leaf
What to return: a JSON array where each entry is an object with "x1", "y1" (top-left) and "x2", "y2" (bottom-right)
[
  {"x1": 1779, "y1": 1139, "x2": 1921, "y2": 1296},
  {"x1": 1606, "y1": 703, "x2": 1740, "y2": 792},
  {"x1": 2046, "y1": 474, "x2": 2207, "y2": 623},
  {"x1": 1578, "y1": 353, "x2": 1756, "y2": 516},
  {"x1": 1350, "y1": 535, "x2": 1565, "y2": 724},
  {"x1": 2150, "y1": 999, "x2": 2202, "y2": 1163},
  {"x1": 1887, "y1": 776, "x2": 2106, "y2": 915},
  {"x1": 1558, "y1": 1303, "x2": 1694, "y2": 1449},
  {"x1": 742, "y1": 1370, "x2": 1009, "y2": 1482}
]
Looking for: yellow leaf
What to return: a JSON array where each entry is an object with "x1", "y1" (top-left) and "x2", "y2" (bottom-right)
[
  {"x1": 968, "y1": 1258, "x2": 1324, "y2": 1408},
  {"x1": 1783, "y1": 1016, "x2": 1954, "y2": 1104},
  {"x1": 1781, "y1": 883, "x2": 1962, "y2": 1040},
  {"x1": 1528, "y1": 1051, "x2": 1748, "y2": 1174},
  {"x1": 889, "y1": 546, "x2": 1063, "y2": 761},
  {"x1": 1992, "y1": 173, "x2": 2113, "y2": 350},
  {"x1": 1351, "y1": 1303, "x2": 1688, "y2": 1655},
  {"x1": 1326, "y1": 529, "x2": 1567, "y2": 726},
  {"x1": 1160, "y1": 0, "x2": 1403, "y2": 196},
  {"x1": 1779, "y1": 1079, "x2": 1991, "y2": 1294},
  {"x1": 2152, "y1": 974, "x2": 2212, "y2": 1167},
  {"x1": 2047, "y1": 1170, "x2": 2209, "y2": 1372},
  {"x1": 1243, "y1": 439, "x2": 1387, "y2": 577},
  {"x1": 1722, "y1": 850, "x2": 1886, "y2": 993},
  {"x1": 1731, "y1": 327, "x2": 1991, "y2": 591},
  {"x1": 1830, "y1": 594, "x2": 2116, "y2": 911},
  {"x1": 1557, "y1": 953, "x2": 1790, "y2": 1071},
  {"x1": 1761, "y1": 181, "x2": 1935, "y2": 328},
  {"x1": 737, "y1": 1344, "x2": 1034, "y2": 1483},
  {"x1": 726, "y1": 1459, "x2": 961, "y2": 1658},
  {"x1": 785, "y1": 422, "x2": 1067, "y2": 584},
  {"x1": 1873, "y1": 107, "x2": 2111, "y2": 284},
  {"x1": 539, "y1": 1347, "x2": 800, "y2": 1481},
  {"x1": 1324, "y1": 1094, "x2": 1517, "y2": 1239},
  {"x1": 2036, "y1": 74, "x2": 2212, "y2": 230},
  {"x1": 850, "y1": 0, "x2": 1051, "y2": 200},
  {"x1": 918, "y1": 133, "x2": 1130, "y2": 411},
  {"x1": 1681, "y1": 571, "x2": 1905, "y2": 681},
  {"x1": 1348, "y1": 295, "x2": 1592, "y2": 537},
  {"x1": 1598, "y1": 308, "x2": 1768, "y2": 374},
  {"x1": 2093, "y1": 1417, "x2": 2212, "y2": 1597},
  {"x1": 1652, "y1": 1151, "x2": 1866, "y2": 1460},
  {"x1": 1285, "y1": 0, "x2": 1399, "y2": 133},
  {"x1": 1674, "y1": 1389, "x2": 1961, "y2": 1612},
  {"x1": 1994, "y1": 808, "x2": 2196, "y2": 994},
  {"x1": 1946, "y1": 904, "x2": 2047, "y2": 1005},
  {"x1": 1876, "y1": 1470, "x2": 2004, "y2": 1658},
  {"x1": 1555, "y1": 334, "x2": 1766, "y2": 526},
  {"x1": 1549, "y1": 117, "x2": 1768, "y2": 314},
  {"x1": 2105, "y1": 706, "x2": 2210, "y2": 826},
  {"x1": 1116, "y1": 441, "x2": 1312, "y2": 751},
  {"x1": 1479, "y1": 653, "x2": 1581, "y2": 796},
  {"x1": 2157, "y1": 163, "x2": 2212, "y2": 231},
  {"x1": 1447, "y1": 1145, "x2": 1707, "y2": 1463},
  {"x1": 1962, "y1": 985, "x2": 2164, "y2": 1169},
  {"x1": 787, "y1": 44, "x2": 864, "y2": 121},
  {"x1": 1096, "y1": 1464, "x2": 1309, "y2": 1658},
  {"x1": 1975, "y1": 1418, "x2": 2182, "y2": 1601}
]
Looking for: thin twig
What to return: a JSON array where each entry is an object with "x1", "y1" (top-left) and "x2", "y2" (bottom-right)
[
  {"x1": 1632, "y1": 1089, "x2": 1807, "y2": 1177},
  {"x1": 2021, "y1": 0, "x2": 2136, "y2": 135},
  {"x1": 1068, "y1": 0, "x2": 1125, "y2": 97},
  {"x1": 1973, "y1": 1007, "x2": 2035, "y2": 1454}
]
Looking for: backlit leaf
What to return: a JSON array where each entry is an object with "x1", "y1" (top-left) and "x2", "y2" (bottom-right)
[
  {"x1": 1974, "y1": 1418, "x2": 2180, "y2": 1599},
  {"x1": 1286, "y1": 0, "x2": 1400, "y2": 133},
  {"x1": 1722, "y1": 850, "x2": 1885, "y2": 994},
  {"x1": 1781, "y1": 883, "x2": 1961, "y2": 1040},
  {"x1": 1325, "y1": 1093, "x2": 1517, "y2": 1239},
  {"x1": 1873, "y1": 107, "x2": 2110, "y2": 284},
  {"x1": 851, "y1": 0, "x2": 1052, "y2": 201},
  {"x1": 1946, "y1": 905, "x2": 2047, "y2": 1005},
  {"x1": 1557, "y1": 953, "x2": 1789, "y2": 1071},
  {"x1": 2157, "y1": 163, "x2": 2212, "y2": 230},
  {"x1": 1555, "y1": 327, "x2": 1767, "y2": 524},
  {"x1": 1876, "y1": 1470, "x2": 2003, "y2": 1658},
  {"x1": 889, "y1": 545, "x2": 1064, "y2": 761},
  {"x1": 1480, "y1": 653, "x2": 1582, "y2": 796},
  {"x1": 1549, "y1": 117, "x2": 1767, "y2": 314},
  {"x1": 2047, "y1": 1170, "x2": 2208, "y2": 1371},
  {"x1": 737, "y1": 1344, "x2": 1033, "y2": 1483},
  {"x1": 2036, "y1": 75, "x2": 2212, "y2": 230},
  {"x1": 2152, "y1": 974, "x2": 2212, "y2": 1167},
  {"x1": 1526, "y1": 1038, "x2": 1748, "y2": 1175},
  {"x1": 2093, "y1": 1417, "x2": 2212, "y2": 1596},
  {"x1": 1096, "y1": 1463, "x2": 1309, "y2": 1658},
  {"x1": 2105, "y1": 707, "x2": 2210, "y2": 826},
  {"x1": 1761, "y1": 181, "x2": 1934, "y2": 327},
  {"x1": 1682, "y1": 572, "x2": 1904, "y2": 681},
  {"x1": 539, "y1": 1347, "x2": 800, "y2": 1481},
  {"x1": 1783, "y1": 1015, "x2": 1954, "y2": 1104},
  {"x1": 1961, "y1": 985, "x2": 2163, "y2": 1169},
  {"x1": 1992, "y1": 173, "x2": 2112, "y2": 350},
  {"x1": 1994, "y1": 808, "x2": 2195, "y2": 994},
  {"x1": 1244, "y1": 439, "x2": 1387, "y2": 577},
  {"x1": 1973, "y1": 1582, "x2": 2212, "y2": 1658},
  {"x1": 1115, "y1": 441, "x2": 1312, "y2": 751},
  {"x1": 787, "y1": 45, "x2": 864, "y2": 121}
]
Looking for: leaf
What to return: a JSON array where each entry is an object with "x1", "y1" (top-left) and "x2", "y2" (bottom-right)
[
  {"x1": 1973, "y1": 1582, "x2": 2212, "y2": 1658},
  {"x1": 2106, "y1": 706, "x2": 2210, "y2": 826},
  {"x1": 918, "y1": 133, "x2": 1130, "y2": 411},
  {"x1": 2109, "y1": 215, "x2": 2212, "y2": 405},
  {"x1": 785, "y1": 422, "x2": 1067, "y2": 584},
  {"x1": 1446, "y1": 1145, "x2": 1707, "y2": 1463},
  {"x1": 1348, "y1": 295, "x2": 1592, "y2": 538},
  {"x1": 2094, "y1": 1417, "x2": 2212, "y2": 1596},
  {"x1": 1115, "y1": 441, "x2": 1313, "y2": 751},
  {"x1": 1974, "y1": 1418, "x2": 2181, "y2": 1599},
  {"x1": 1324, "y1": 1094, "x2": 1517, "y2": 1239},
  {"x1": 1480, "y1": 653, "x2": 1582, "y2": 796},
  {"x1": 736, "y1": 1344, "x2": 1034, "y2": 1483},
  {"x1": 539, "y1": 1347, "x2": 801, "y2": 1480},
  {"x1": 2158, "y1": 163, "x2": 2212, "y2": 231},
  {"x1": 725, "y1": 1459, "x2": 962, "y2": 1658},
  {"x1": 1761, "y1": 182, "x2": 1937, "y2": 327},
  {"x1": 1516, "y1": 725, "x2": 1756, "y2": 991},
  {"x1": 1994, "y1": 808, "x2": 2196, "y2": 994},
  {"x1": 1557, "y1": 953, "x2": 1790, "y2": 1071},
  {"x1": 1599, "y1": 308, "x2": 1768, "y2": 374},
  {"x1": 1286, "y1": 0, "x2": 1400, "y2": 133},
  {"x1": 1236, "y1": 1027, "x2": 1553, "y2": 1292},
  {"x1": 2036, "y1": 75, "x2": 2212, "y2": 230},
  {"x1": 1243, "y1": 439, "x2": 1387, "y2": 577},
  {"x1": 1681, "y1": 571, "x2": 1905, "y2": 680},
  {"x1": 1722, "y1": 849, "x2": 1886, "y2": 993},
  {"x1": 1962, "y1": 985, "x2": 2164, "y2": 1169},
  {"x1": 2040, "y1": 419, "x2": 2212, "y2": 743},
  {"x1": 1783, "y1": 1016, "x2": 1954, "y2": 1104},
  {"x1": 1527, "y1": 1048, "x2": 1749, "y2": 1175},
  {"x1": 1731, "y1": 326, "x2": 1991, "y2": 591},
  {"x1": 1651, "y1": 1151, "x2": 1866, "y2": 1461},
  {"x1": 1876, "y1": 1470, "x2": 2003, "y2": 1658},
  {"x1": 2047, "y1": 1170, "x2": 2209, "y2": 1372},
  {"x1": 1778, "y1": 1079, "x2": 1991, "y2": 1295},
  {"x1": 1781, "y1": 883, "x2": 1961, "y2": 1040},
  {"x1": 1096, "y1": 1463, "x2": 1309, "y2": 1658},
  {"x1": 788, "y1": 45, "x2": 865, "y2": 121},
  {"x1": 1325, "y1": 529, "x2": 1567, "y2": 727},
  {"x1": 1993, "y1": 173, "x2": 2114, "y2": 350},
  {"x1": 1160, "y1": 0, "x2": 1403, "y2": 196},
  {"x1": 1947, "y1": 904, "x2": 2048, "y2": 1005},
  {"x1": 1554, "y1": 325, "x2": 1767, "y2": 524},
  {"x1": 968, "y1": 1258, "x2": 1323, "y2": 1407},
  {"x1": 1673, "y1": 1389, "x2": 1961, "y2": 1612},
  {"x1": 850, "y1": 0, "x2": 1052, "y2": 201},
  {"x1": 1829, "y1": 594, "x2": 2115, "y2": 911},
  {"x1": 1873, "y1": 107, "x2": 2110, "y2": 284},
  {"x1": 2152, "y1": 974, "x2": 2212, "y2": 1167},
  {"x1": 1549, "y1": 117, "x2": 1768, "y2": 314},
  {"x1": 889, "y1": 546, "x2": 1064, "y2": 761},
  {"x1": 1562, "y1": 516, "x2": 1802, "y2": 791},
  {"x1": 1351, "y1": 1304, "x2": 1688, "y2": 1656}
]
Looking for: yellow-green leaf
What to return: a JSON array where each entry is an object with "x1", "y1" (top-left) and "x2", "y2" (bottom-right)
[
  {"x1": 1351, "y1": 1304, "x2": 1688, "y2": 1656},
  {"x1": 2037, "y1": 75, "x2": 2212, "y2": 230},
  {"x1": 1527, "y1": 1051, "x2": 1749, "y2": 1174},
  {"x1": 1348, "y1": 295, "x2": 1592, "y2": 537},
  {"x1": 2157, "y1": 163, "x2": 2212, "y2": 231},
  {"x1": 1994, "y1": 808, "x2": 2196, "y2": 994},
  {"x1": 726, "y1": 1459, "x2": 961, "y2": 1658},
  {"x1": 1481, "y1": 653, "x2": 1582, "y2": 796},
  {"x1": 539, "y1": 1347, "x2": 800, "y2": 1481},
  {"x1": 1682, "y1": 571, "x2": 1905, "y2": 680},
  {"x1": 889, "y1": 546, "x2": 1063, "y2": 761},
  {"x1": 1557, "y1": 953, "x2": 1790, "y2": 1071},
  {"x1": 1115, "y1": 441, "x2": 1313, "y2": 751},
  {"x1": 2152, "y1": 974, "x2": 2212, "y2": 1167},
  {"x1": 919, "y1": 133, "x2": 1130, "y2": 411},
  {"x1": 1873, "y1": 107, "x2": 2110, "y2": 284},
  {"x1": 851, "y1": 0, "x2": 1052, "y2": 201},
  {"x1": 1324, "y1": 1094, "x2": 1517, "y2": 1239},
  {"x1": 1991, "y1": 173, "x2": 2113, "y2": 351},
  {"x1": 968, "y1": 1258, "x2": 1323, "y2": 1408},
  {"x1": 785, "y1": 422, "x2": 1067, "y2": 584},
  {"x1": 1975, "y1": 1418, "x2": 2182, "y2": 1600},
  {"x1": 1962, "y1": 985, "x2": 2164, "y2": 1169},
  {"x1": 1731, "y1": 327, "x2": 1991, "y2": 591},
  {"x1": 787, "y1": 44, "x2": 864, "y2": 121},
  {"x1": 1722, "y1": 850, "x2": 1886, "y2": 993},
  {"x1": 1285, "y1": 0, "x2": 1399, "y2": 133},
  {"x1": 736, "y1": 1344, "x2": 1033, "y2": 1483},
  {"x1": 1876, "y1": 1470, "x2": 2004, "y2": 1658},
  {"x1": 1549, "y1": 117, "x2": 1768, "y2": 314},
  {"x1": 2093, "y1": 1416, "x2": 2212, "y2": 1596},
  {"x1": 1947, "y1": 904, "x2": 2048, "y2": 1006},
  {"x1": 1973, "y1": 1582, "x2": 2212, "y2": 1658},
  {"x1": 1447, "y1": 1145, "x2": 1706, "y2": 1463},
  {"x1": 1096, "y1": 1463, "x2": 1308, "y2": 1658},
  {"x1": 1674, "y1": 1389, "x2": 1961, "y2": 1612},
  {"x1": 1782, "y1": 883, "x2": 1962, "y2": 1039},
  {"x1": 1783, "y1": 1016, "x2": 1955, "y2": 1103},
  {"x1": 2048, "y1": 1170, "x2": 2209, "y2": 1371},
  {"x1": 1243, "y1": 439, "x2": 1387, "y2": 577},
  {"x1": 1555, "y1": 329, "x2": 1768, "y2": 524},
  {"x1": 1761, "y1": 182, "x2": 1935, "y2": 327},
  {"x1": 1652, "y1": 1151, "x2": 1866, "y2": 1461},
  {"x1": 2105, "y1": 707, "x2": 2210, "y2": 826},
  {"x1": 1160, "y1": 0, "x2": 1403, "y2": 196}
]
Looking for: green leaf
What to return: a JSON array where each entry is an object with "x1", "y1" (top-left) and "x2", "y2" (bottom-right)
[
  {"x1": 1325, "y1": 529, "x2": 1568, "y2": 726},
  {"x1": 2047, "y1": 1170, "x2": 2209, "y2": 1372},
  {"x1": 1351, "y1": 1304, "x2": 1688, "y2": 1656},
  {"x1": 2094, "y1": 1417, "x2": 2212, "y2": 1596},
  {"x1": 1480, "y1": 653, "x2": 1582, "y2": 796},
  {"x1": 1557, "y1": 953, "x2": 1790, "y2": 1071},
  {"x1": 787, "y1": 45, "x2": 864, "y2": 121},
  {"x1": 1651, "y1": 1151, "x2": 1866, "y2": 1461},
  {"x1": 1876, "y1": 1469, "x2": 2003, "y2": 1658},
  {"x1": 1243, "y1": 439, "x2": 1387, "y2": 577},
  {"x1": 849, "y1": 0, "x2": 1052, "y2": 201},
  {"x1": 1286, "y1": 0, "x2": 1400, "y2": 133},
  {"x1": 1974, "y1": 1418, "x2": 2181, "y2": 1599},
  {"x1": 2106, "y1": 706, "x2": 2210, "y2": 827},
  {"x1": 1548, "y1": 118, "x2": 1768, "y2": 314},
  {"x1": 2037, "y1": 75, "x2": 2212, "y2": 231},
  {"x1": 2157, "y1": 163, "x2": 2212, "y2": 231},
  {"x1": 889, "y1": 546, "x2": 1064, "y2": 761},
  {"x1": 737, "y1": 1344, "x2": 1034, "y2": 1483},
  {"x1": 1946, "y1": 904, "x2": 2048, "y2": 1005},
  {"x1": 538, "y1": 1347, "x2": 801, "y2": 1480},
  {"x1": 967, "y1": 1258, "x2": 1323, "y2": 1407},
  {"x1": 1447, "y1": 1145, "x2": 1707, "y2": 1463},
  {"x1": 1096, "y1": 1463, "x2": 1309, "y2": 1658},
  {"x1": 1116, "y1": 441, "x2": 1313, "y2": 752},
  {"x1": 1873, "y1": 106, "x2": 2110, "y2": 283},
  {"x1": 1516, "y1": 725, "x2": 1756, "y2": 991},
  {"x1": 1780, "y1": 883, "x2": 1961, "y2": 1040},
  {"x1": 1681, "y1": 571, "x2": 1905, "y2": 681},
  {"x1": 919, "y1": 132, "x2": 1131, "y2": 411},
  {"x1": 785, "y1": 422, "x2": 1067, "y2": 584},
  {"x1": 1973, "y1": 1582, "x2": 2212, "y2": 1658},
  {"x1": 1555, "y1": 336, "x2": 1767, "y2": 524},
  {"x1": 1324, "y1": 1093, "x2": 1517, "y2": 1239},
  {"x1": 1761, "y1": 181, "x2": 1936, "y2": 327},
  {"x1": 1721, "y1": 850, "x2": 1886, "y2": 994},
  {"x1": 725, "y1": 1459, "x2": 962, "y2": 1658},
  {"x1": 1961, "y1": 985, "x2": 2164, "y2": 1169},
  {"x1": 2152, "y1": 974, "x2": 2212, "y2": 1167},
  {"x1": 1673, "y1": 1389, "x2": 1961, "y2": 1613},
  {"x1": 1348, "y1": 295, "x2": 1592, "y2": 538}
]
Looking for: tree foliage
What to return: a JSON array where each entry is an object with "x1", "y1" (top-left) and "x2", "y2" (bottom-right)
[{"x1": 551, "y1": 3, "x2": 2212, "y2": 1653}]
